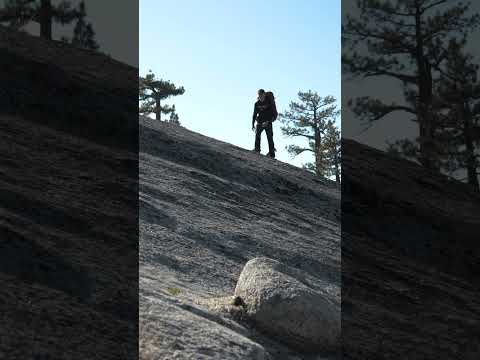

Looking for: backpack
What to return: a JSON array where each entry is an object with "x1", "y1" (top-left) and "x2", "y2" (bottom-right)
[{"x1": 266, "y1": 91, "x2": 278, "y2": 120}]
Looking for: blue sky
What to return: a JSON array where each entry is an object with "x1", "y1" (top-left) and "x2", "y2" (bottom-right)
[{"x1": 140, "y1": 0, "x2": 341, "y2": 167}]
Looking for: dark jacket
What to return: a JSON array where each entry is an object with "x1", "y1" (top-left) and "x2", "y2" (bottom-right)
[{"x1": 252, "y1": 99, "x2": 274, "y2": 124}]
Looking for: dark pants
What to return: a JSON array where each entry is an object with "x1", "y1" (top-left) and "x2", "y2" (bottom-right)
[{"x1": 254, "y1": 121, "x2": 275, "y2": 154}]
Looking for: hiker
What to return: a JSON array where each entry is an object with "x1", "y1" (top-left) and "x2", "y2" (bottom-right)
[{"x1": 252, "y1": 89, "x2": 278, "y2": 158}]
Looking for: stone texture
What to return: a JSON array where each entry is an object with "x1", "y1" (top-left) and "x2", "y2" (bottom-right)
[
  {"x1": 234, "y1": 257, "x2": 340, "y2": 354},
  {"x1": 342, "y1": 139, "x2": 480, "y2": 359},
  {"x1": 140, "y1": 298, "x2": 267, "y2": 360},
  {"x1": 139, "y1": 116, "x2": 341, "y2": 359}
]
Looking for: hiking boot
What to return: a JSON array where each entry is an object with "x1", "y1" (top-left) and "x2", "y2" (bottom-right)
[
  {"x1": 252, "y1": 149, "x2": 261, "y2": 153},
  {"x1": 267, "y1": 152, "x2": 275, "y2": 158}
]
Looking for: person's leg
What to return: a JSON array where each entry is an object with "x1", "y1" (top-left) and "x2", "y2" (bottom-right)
[
  {"x1": 254, "y1": 123, "x2": 263, "y2": 152},
  {"x1": 266, "y1": 123, "x2": 275, "y2": 157}
]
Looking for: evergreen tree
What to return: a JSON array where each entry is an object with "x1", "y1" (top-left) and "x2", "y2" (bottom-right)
[
  {"x1": 0, "y1": 0, "x2": 36, "y2": 30},
  {"x1": 434, "y1": 40, "x2": 480, "y2": 191},
  {"x1": 71, "y1": 1, "x2": 98, "y2": 50},
  {"x1": 322, "y1": 122, "x2": 341, "y2": 183},
  {"x1": 139, "y1": 71, "x2": 185, "y2": 121},
  {"x1": 167, "y1": 108, "x2": 181, "y2": 125},
  {"x1": 0, "y1": 0, "x2": 96, "y2": 45},
  {"x1": 280, "y1": 91, "x2": 340, "y2": 178},
  {"x1": 343, "y1": 0, "x2": 480, "y2": 171}
]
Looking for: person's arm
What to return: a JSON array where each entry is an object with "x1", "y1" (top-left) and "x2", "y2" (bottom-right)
[{"x1": 252, "y1": 103, "x2": 258, "y2": 129}]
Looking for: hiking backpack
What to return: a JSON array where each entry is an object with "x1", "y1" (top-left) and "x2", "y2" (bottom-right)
[{"x1": 266, "y1": 91, "x2": 278, "y2": 120}]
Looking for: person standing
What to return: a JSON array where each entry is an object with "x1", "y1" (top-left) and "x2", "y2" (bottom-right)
[{"x1": 252, "y1": 89, "x2": 277, "y2": 158}]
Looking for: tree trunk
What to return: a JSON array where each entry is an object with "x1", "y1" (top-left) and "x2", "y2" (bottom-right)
[
  {"x1": 314, "y1": 135, "x2": 321, "y2": 176},
  {"x1": 415, "y1": 3, "x2": 437, "y2": 172},
  {"x1": 155, "y1": 98, "x2": 161, "y2": 121},
  {"x1": 313, "y1": 108, "x2": 322, "y2": 176},
  {"x1": 463, "y1": 104, "x2": 479, "y2": 191},
  {"x1": 39, "y1": 0, "x2": 52, "y2": 40},
  {"x1": 334, "y1": 150, "x2": 340, "y2": 183},
  {"x1": 315, "y1": 149, "x2": 322, "y2": 176}
]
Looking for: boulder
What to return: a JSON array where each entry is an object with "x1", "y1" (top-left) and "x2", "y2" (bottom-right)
[
  {"x1": 140, "y1": 298, "x2": 267, "y2": 360},
  {"x1": 234, "y1": 257, "x2": 340, "y2": 354}
]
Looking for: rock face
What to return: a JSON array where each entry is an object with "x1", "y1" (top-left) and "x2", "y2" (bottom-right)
[
  {"x1": 235, "y1": 257, "x2": 340, "y2": 354},
  {"x1": 141, "y1": 298, "x2": 267, "y2": 360},
  {"x1": 342, "y1": 139, "x2": 480, "y2": 359},
  {"x1": 0, "y1": 25, "x2": 137, "y2": 149},
  {"x1": 140, "y1": 116, "x2": 341, "y2": 359},
  {"x1": 1, "y1": 28, "x2": 138, "y2": 359}
]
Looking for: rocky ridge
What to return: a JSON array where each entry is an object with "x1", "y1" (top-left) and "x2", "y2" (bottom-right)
[{"x1": 139, "y1": 115, "x2": 341, "y2": 359}]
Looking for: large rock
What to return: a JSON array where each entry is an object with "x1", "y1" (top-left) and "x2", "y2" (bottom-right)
[
  {"x1": 140, "y1": 298, "x2": 267, "y2": 360},
  {"x1": 234, "y1": 257, "x2": 340, "y2": 354}
]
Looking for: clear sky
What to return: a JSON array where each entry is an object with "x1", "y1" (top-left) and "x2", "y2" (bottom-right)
[{"x1": 140, "y1": 0, "x2": 341, "y2": 168}]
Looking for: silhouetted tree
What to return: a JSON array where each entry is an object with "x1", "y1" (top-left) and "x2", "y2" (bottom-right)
[
  {"x1": 0, "y1": 0, "x2": 31, "y2": 29},
  {"x1": 139, "y1": 71, "x2": 185, "y2": 121},
  {"x1": 280, "y1": 91, "x2": 340, "y2": 178},
  {"x1": 0, "y1": 0, "x2": 97, "y2": 46},
  {"x1": 434, "y1": 40, "x2": 480, "y2": 191},
  {"x1": 322, "y1": 122, "x2": 341, "y2": 182},
  {"x1": 1, "y1": 0, "x2": 72, "y2": 39},
  {"x1": 71, "y1": 1, "x2": 98, "y2": 50},
  {"x1": 343, "y1": 0, "x2": 480, "y2": 171},
  {"x1": 167, "y1": 108, "x2": 181, "y2": 125}
]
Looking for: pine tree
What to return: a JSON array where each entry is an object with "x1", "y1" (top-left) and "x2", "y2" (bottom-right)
[
  {"x1": 435, "y1": 40, "x2": 480, "y2": 191},
  {"x1": 0, "y1": 0, "x2": 95, "y2": 43},
  {"x1": 280, "y1": 91, "x2": 340, "y2": 178},
  {"x1": 300, "y1": 123, "x2": 341, "y2": 182},
  {"x1": 139, "y1": 71, "x2": 185, "y2": 121},
  {"x1": 343, "y1": 0, "x2": 480, "y2": 171},
  {"x1": 71, "y1": 1, "x2": 98, "y2": 50},
  {"x1": 0, "y1": 0, "x2": 35, "y2": 31},
  {"x1": 322, "y1": 122, "x2": 341, "y2": 183},
  {"x1": 168, "y1": 109, "x2": 181, "y2": 126}
]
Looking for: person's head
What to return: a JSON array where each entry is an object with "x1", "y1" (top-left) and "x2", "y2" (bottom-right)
[{"x1": 257, "y1": 89, "x2": 266, "y2": 101}]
